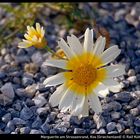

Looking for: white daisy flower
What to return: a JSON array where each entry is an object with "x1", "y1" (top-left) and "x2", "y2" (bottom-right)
[
  {"x1": 43, "y1": 28, "x2": 125, "y2": 118},
  {"x1": 18, "y1": 23, "x2": 46, "y2": 49}
]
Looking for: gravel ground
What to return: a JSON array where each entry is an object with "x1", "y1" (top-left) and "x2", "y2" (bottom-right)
[{"x1": 0, "y1": 2, "x2": 140, "y2": 134}]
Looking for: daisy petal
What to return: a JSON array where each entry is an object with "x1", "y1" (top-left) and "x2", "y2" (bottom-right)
[
  {"x1": 71, "y1": 95, "x2": 85, "y2": 116},
  {"x1": 104, "y1": 64, "x2": 125, "y2": 78},
  {"x1": 84, "y1": 28, "x2": 93, "y2": 52},
  {"x1": 41, "y1": 27, "x2": 45, "y2": 37},
  {"x1": 24, "y1": 33, "x2": 32, "y2": 41},
  {"x1": 18, "y1": 42, "x2": 32, "y2": 48},
  {"x1": 100, "y1": 45, "x2": 121, "y2": 65},
  {"x1": 59, "y1": 88, "x2": 75, "y2": 112},
  {"x1": 58, "y1": 38, "x2": 74, "y2": 59},
  {"x1": 32, "y1": 36, "x2": 38, "y2": 42},
  {"x1": 49, "y1": 84, "x2": 66, "y2": 107},
  {"x1": 79, "y1": 97, "x2": 89, "y2": 118},
  {"x1": 44, "y1": 59, "x2": 68, "y2": 70},
  {"x1": 103, "y1": 78, "x2": 122, "y2": 93},
  {"x1": 43, "y1": 72, "x2": 65, "y2": 87},
  {"x1": 94, "y1": 82, "x2": 109, "y2": 98},
  {"x1": 88, "y1": 93, "x2": 102, "y2": 114},
  {"x1": 93, "y1": 36, "x2": 106, "y2": 55},
  {"x1": 67, "y1": 34, "x2": 83, "y2": 55},
  {"x1": 36, "y1": 23, "x2": 41, "y2": 34}
]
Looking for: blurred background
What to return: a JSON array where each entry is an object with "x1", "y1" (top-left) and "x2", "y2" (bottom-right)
[
  {"x1": 0, "y1": 3, "x2": 140, "y2": 134},
  {"x1": 0, "y1": 3, "x2": 139, "y2": 48}
]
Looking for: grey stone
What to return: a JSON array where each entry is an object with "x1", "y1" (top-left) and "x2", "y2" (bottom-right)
[
  {"x1": 127, "y1": 76, "x2": 137, "y2": 85},
  {"x1": 25, "y1": 84, "x2": 37, "y2": 98},
  {"x1": 134, "y1": 127, "x2": 140, "y2": 134},
  {"x1": 125, "y1": 114, "x2": 134, "y2": 126},
  {"x1": 20, "y1": 127, "x2": 31, "y2": 134},
  {"x1": 106, "y1": 122, "x2": 116, "y2": 132},
  {"x1": 0, "y1": 71, "x2": 6, "y2": 79},
  {"x1": 0, "y1": 121, "x2": 6, "y2": 130},
  {"x1": 130, "y1": 108, "x2": 139, "y2": 116},
  {"x1": 135, "y1": 66, "x2": 140, "y2": 73},
  {"x1": 12, "y1": 118, "x2": 26, "y2": 125},
  {"x1": 105, "y1": 101, "x2": 122, "y2": 111},
  {"x1": 41, "y1": 62, "x2": 57, "y2": 76},
  {"x1": 17, "y1": 49, "x2": 26, "y2": 56},
  {"x1": 116, "y1": 123, "x2": 125, "y2": 133},
  {"x1": 1, "y1": 48, "x2": 7, "y2": 56},
  {"x1": 69, "y1": 116, "x2": 82, "y2": 125},
  {"x1": 36, "y1": 107, "x2": 49, "y2": 116},
  {"x1": 15, "y1": 88, "x2": 26, "y2": 97},
  {"x1": 25, "y1": 47, "x2": 36, "y2": 56},
  {"x1": 50, "y1": 129, "x2": 58, "y2": 134},
  {"x1": 55, "y1": 127, "x2": 67, "y2": 134},
  {"x1": 31, "y1": 52, "x2": 43, "y2": 66},
  {"x1": 20, "y1": 106, "x2": 34, "y2": 120},
  {"x1": 41, "y1": 121, "x2": 50, "y2": 133},
  {"x1": 134, "y1": 118, "x2": 140, "y2": 127},
  {"x1": 25, "y1": 98, "x2": 35, "y2": 107},
  {"x1": 0, "y1": 94, "x2": 13, "y2": 106},
  {"x1": 15, "y1": 56, "x2": 30, "y2": 63},
  {"x1": 135, "y1": 50, "x2": 140, "y2": 57},
  {"x1": 22, "y1": 77, "x2": 34, "y2": 87},
  {"x1": 62, "y1": 114, "x2": 71, "y2": 122},
  {"x1": 129, "y1": 99, "x2": 139, "y2": 108},
  {"x1": 1, "y1": 82, "x2": 15, "y2": 99},
  {"x1": 2, "y1": 113, "x2": 11, "y2": 123},
  {"x1": 4, "y1": 54, "x2": 13, "y2": 63},
  {"x1": 108, "y1": 131, "x2": 118, "y2": 134},
  {"x1": 114, "y1": 92, "x2": 131, "y2": 102},
  {"x1": 96, "y1": 128, "x2": 106, "y2": 134},
  {"x1": 93, "y1": 114, "x2": 106, "y2": 129},
  {"x1": 54, "y1": 122, "x2": 70, "y2": 129},
  {"x1": 74, "y1": 128, "x2": 86, "y2": 134},
  {"x1": 111, "y1": 112, "x2": 121, "y2": 120},
  {"x1": 128, "y1": 69, "x2": 135, "y2": 76},
  {"x1": 90, "y1": 129, "x2": 97, "y2": 134},
  {"x1": 6, "y1": 121, "x2": 15, "y2": 132},
  {"x1": 30, "y1": 129, "x2": 43, "y2": 134},
  {"x1": 13, "y1": 102, "x2": 22, "y2": 111},
  {"x1": 124, "y1": 129, "x2": 134, "y2": 134},
  {"x1": 33, "y1": 94, "x2": 47, "y2": 107},
  {"x1": 57, "y1": 112, "x2": 65, "y2": 119},
  {"x1": 32, "y1": 116, "x2": 42, "y2": 129},
  {"x1": 137, "y1": 74, "x2": 140, "y2": 81},
  {"x1": 0, "y1": 130, "x2": 4, "y2": 134}
]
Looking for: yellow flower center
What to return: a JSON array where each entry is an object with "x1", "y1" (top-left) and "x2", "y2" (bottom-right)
[
  {"x1": 72, "y1": 64, "x2": 96, "y2": 86},
  {"x1": 64, "y1": 52, "x2": 107, "y2": 95}
]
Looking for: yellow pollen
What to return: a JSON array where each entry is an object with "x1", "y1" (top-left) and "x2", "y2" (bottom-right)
[{"x1": 72, "y1": 64, "x2": 96, "y2": 86}]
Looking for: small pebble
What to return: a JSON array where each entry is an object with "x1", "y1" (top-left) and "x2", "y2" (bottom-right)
[
  {"x1": 134, "y1": 118, "x2": 140, "y2": 127},
  {"x1": 33, "y1": 94, "x2": 47, "y2": 107},
  {"x1": 32, "y1": 116, "x2": 42, "y2": 129},
  {"x1": 127, "y1": 69, "x2": 135, "y2": 76},
  {"x1": 130, "y1": 108, "x2": 139, "y2": 116},
  {"x1": 30, "y1": 129, "x2": 43, "y2": 134},
  {"x1": 127, "y1": 76, "x2": 137, "y2": 85},
  {"x1": 106, "y1": 122, "x2": 116, "y2": 132},
  {"x1": 12, "y1": 118, "x2": 26, "y2": 126},
  {"x1": 93, "y1": 114, "x2": 106, "y2": 129},
  {"x1": 20, "y1": 127, "x2": 31, "y2": 134},
  {"x1": 74, "y1": 128, "x2": 86, "y2": 134},
  {"x1": 2, "y1": 113, "x2": 11, "y2": 123},
  {"x1": 96, "y1": 128, "x2": 106, "y2": 134},
  {"x1": 111, "y1": 112, "x2": 121, "y2": 120},
  {"x1": 116, "y1": 123, "x2": 125, "y2": 133},
  {"x1": 20, "y1": 106, "x2": 34, "y2": 120}
]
